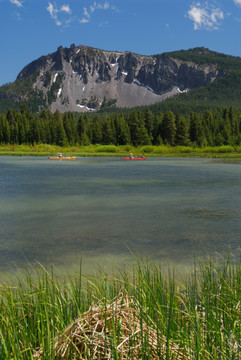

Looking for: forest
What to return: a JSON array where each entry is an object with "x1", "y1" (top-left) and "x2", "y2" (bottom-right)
[{"x1": 1, "y1": 104, "x2": 241, "y2": 148}]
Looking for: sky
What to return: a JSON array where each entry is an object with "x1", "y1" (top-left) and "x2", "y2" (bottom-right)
[{"x1": 1, "y1": 0, "x2": 241, "y2": 86}]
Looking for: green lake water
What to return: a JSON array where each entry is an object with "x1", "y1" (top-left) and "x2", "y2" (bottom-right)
[{"x1": 0, "y1": 156, "x2": 240, "y2": 272}]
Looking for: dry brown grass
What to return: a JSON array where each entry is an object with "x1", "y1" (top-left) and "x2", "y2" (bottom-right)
[{"x1": 34, "y1": 291, "x2": 188, "y2": 359}]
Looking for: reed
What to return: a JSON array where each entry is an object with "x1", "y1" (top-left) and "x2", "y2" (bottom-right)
[
  {"x1": 1, "y1": 143, "x2": 241, "y2": 158},
  {"x1": 0, "y1": 255, "x2": 240, "y2": 359}
]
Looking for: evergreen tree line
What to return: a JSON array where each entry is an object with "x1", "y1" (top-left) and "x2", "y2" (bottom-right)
[{"x1": 1, "y1": 104, "x2": 241, "y2": 147}]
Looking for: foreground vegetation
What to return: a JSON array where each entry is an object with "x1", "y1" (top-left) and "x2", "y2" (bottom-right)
[{"x1": 0, "y1": 256, "x2": 240, "y2": 359}]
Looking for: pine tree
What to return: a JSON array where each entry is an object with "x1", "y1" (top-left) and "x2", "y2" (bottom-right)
[
  {"x1": 221, "y1": 108, "x2": 232, "y2": 145},
  {"x1": 0, "y1": 114, "x2": 7, "y2": 143},
  {"x1": 228, "y1": 107, "x2": 240, "y2": 144},
  {"x1": 31, "y1": 120, "x2": 41, "y2": 144},
  {"x1": 215, "y1": 132, "x2": 225, "y2": 146},
  {"x1": 175, "y1": 113, "x2": 190, "y2": 146},
  {"x1": 162, "y1": 111, "x2": 176, "y2": 146},
  {"x1": 77, "y1": 114, "x2": 90, "y2": 145},
  {"x1": 10, "y1": 122, "x2": 18, "y2": 144},
  {"x1": 63, "y1": 112, "x2": 77, "y2": 145},
  {"x1": 54, "y1": 110, "x2": 67, "y2": 146},
  {"x1": 77, "y1": 115, "x2": 85, "y2": 139},
  {"x1": 128, "y1": 110, "x2": 139, "y2": 145},
  {"x1": 202, "y1": 110, "x2": 218, "y2": 146},
  {"x1": 18, "y1": 120, "x2": 26, "y2": 144},
  {"x1": 39, "y1": 118, "x2": 49, "y2": 144},
  {"x1": 2, "y1": 117, "x2": 10, "y2": 143},
  {"x1": 152, "y1": 113, "x2": 163, "y2": 145},
  {"x1": 14, "y1": 112, "x2": 28, "y2": 144},
  {"x1": 128, "y1": 110, "x2": 150, "y2": 146},
  {"x1": 90, "y1": 115, "x2": 102, "y2": 144},
  {"x1": 23, "y1": 115, "x2": 31, "y2": 144},
  {"x1": 102, "y1": 117, "x2": 116, "y2": 144},
  {"x1": 48, "y1": 117, "x2": 57, "y2": 144},
  {"x1": 20, "y1": 103, "x2": 30, "y2": 117},
  {"x1": 135, "y1": 125, "x2": 151, "y2": 145},
  {"x1": 144, "y1": 108, "x2": 154, "y2": 140},
  {"x1": 114, "y1": 114, "x2": 130, "y2": 145},
  {"x1": 6, "y1": 109, "x2": 16, "y2": 125},
  {"x1": 189, "y1": 112, "x2": 207, "y2": 146}
]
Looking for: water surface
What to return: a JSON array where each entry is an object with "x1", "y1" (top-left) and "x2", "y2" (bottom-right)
[{"x1": 0, "y1": 156, "x2": 240, "y2": 271}]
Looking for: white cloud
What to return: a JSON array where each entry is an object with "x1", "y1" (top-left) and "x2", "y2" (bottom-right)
[
  {"x1": 47, "y1": 2, "x2": 72, "y2": 26},
  {"x1": 210, "y1": 8, "x2": 224, "y2": 24},
  {"x1": 47, "y1": 2, "x2": 58, "y2": 20},
  {"x1": 187, "y1": 2, "x2": 224, "y2": 30},
  {"x1": 110, "y1": 5, "x2": 120, "y2": 13},
  {"x1": 80, "y1": 1, "x2": 117, "y2": 24},
  {"x1": 61, "y1": 5, "x2": 71, "y2": 14},
  {"x1": 83, "y1": 7, "x2": 90, "y2": 18},
  {"x1": 96, "y1": 2, "x2": 110, "y2": 10},
  {"x1": 99, "y1": 21, "x2": 108, "y2": 27},
  {"x1": 90, "y1": 2, "x2": 110, "y2": 13},
  {"x1": 46, "y1": 1, "x2": 118, "y2": 27},
  {"x1": 234, "y1": 0, "x2": 241, "y2": 6},
  {"x1": 79, "y1": 18, "x2": 90, "y2": 23},
  {"x1": 10, "y1": 0, "x2": 23, "y2": 7}
]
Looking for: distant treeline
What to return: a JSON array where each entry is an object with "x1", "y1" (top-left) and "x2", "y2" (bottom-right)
[{"x1": 1, "y1": 104, "x2": 241, "y2": 147}]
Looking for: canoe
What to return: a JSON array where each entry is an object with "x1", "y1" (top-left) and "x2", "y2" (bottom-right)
[
  {"x1": 48, "y1": 156, "x2": 76, "y2": 160},
  {"x1": 122, "y1": 157, "x2": 147, "y2": 160}
]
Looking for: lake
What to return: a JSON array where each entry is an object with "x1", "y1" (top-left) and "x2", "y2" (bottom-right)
[{"x1": 0, "y1": 156, "x2": 240, "y2": 272}]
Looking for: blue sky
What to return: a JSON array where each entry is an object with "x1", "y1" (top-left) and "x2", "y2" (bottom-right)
[{"x1": 1, "y1": 0, "x2": 241, "y2": 86}]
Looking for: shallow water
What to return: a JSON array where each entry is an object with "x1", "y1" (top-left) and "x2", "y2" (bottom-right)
[{"x1": 0, "y1": 156, "x2": 240, "y2": 271}]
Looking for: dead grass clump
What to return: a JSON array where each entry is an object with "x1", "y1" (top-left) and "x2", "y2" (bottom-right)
[{"x1": 34, "y1": 292, "x2": 187, "y2": 359}]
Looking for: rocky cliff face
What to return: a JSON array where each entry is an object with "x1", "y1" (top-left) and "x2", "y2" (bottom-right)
[{"x1": 11, "y1": 44, "x2": 225, "y2": 112}]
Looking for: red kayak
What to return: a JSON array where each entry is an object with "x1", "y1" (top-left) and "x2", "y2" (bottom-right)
[{"x1": 122, "y1": 157, "x2": 147, "y2": 160}]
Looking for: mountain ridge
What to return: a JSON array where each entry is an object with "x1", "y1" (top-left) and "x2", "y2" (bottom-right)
[{"x1": 0, "y1": 45, "x2": 240, "y2": 113}]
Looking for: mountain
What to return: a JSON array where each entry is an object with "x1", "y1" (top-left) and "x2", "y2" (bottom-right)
[{"x1": 0, "y1": 45, "x2": 240, "y2": 114}]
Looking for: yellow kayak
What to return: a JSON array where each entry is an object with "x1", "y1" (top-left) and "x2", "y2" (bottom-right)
[{"x1": 48, "y1": 156, "x2": 76, "y2": 160}]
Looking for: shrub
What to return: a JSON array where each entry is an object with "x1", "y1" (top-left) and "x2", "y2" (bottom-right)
[
  {"x1": 202, "y1": 146, "x2": 235, "y2": 153},
  {"x1": 119, "y1": 145, "x2": 134, "y2": 152},
  {"x1": 174, "y1": 146, "x2": 193, "y2": 153},
  {"x1": 95, "y1": 145, "x2": 118, "y2": 153},
  {"x1": 141, "y1": 145, "x2": 155, "y2": 153}
]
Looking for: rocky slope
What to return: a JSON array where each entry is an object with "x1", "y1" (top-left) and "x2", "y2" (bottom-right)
[{"x1": 1, "y1": 45, "x2": 226, "y2": 113}]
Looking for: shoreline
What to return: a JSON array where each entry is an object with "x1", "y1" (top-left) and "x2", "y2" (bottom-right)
[{"x1": 1, "y1": 144, "x2": 241, "y2": 159}]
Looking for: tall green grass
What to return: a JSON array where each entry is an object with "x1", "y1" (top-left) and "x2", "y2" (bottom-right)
[
  {"x1": 0, "y1": 256, "x2": 240, "y2": 359},
  {"x1": 1, "y1": 143, "x2": 241, "y2": 158}
]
